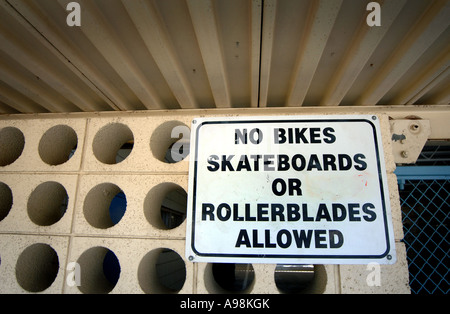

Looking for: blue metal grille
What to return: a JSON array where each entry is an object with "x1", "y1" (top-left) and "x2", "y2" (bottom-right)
[{"x1": 399, "y1": 178, "x2": 449, "y2": 294}]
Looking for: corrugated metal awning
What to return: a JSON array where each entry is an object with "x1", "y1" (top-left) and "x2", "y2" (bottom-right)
[{"x1": 0, "y1": 0, "x2": 449, "y2": 113}]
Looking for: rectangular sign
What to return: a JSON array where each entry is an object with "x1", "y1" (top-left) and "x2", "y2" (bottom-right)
[{"x1": 186, "y1": 115, "x2": 396, "y2": 264}]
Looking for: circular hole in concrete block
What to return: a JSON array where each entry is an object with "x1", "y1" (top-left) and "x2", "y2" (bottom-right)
[
  {"x1": 27, "y1": 181, "x2": 68, "y2": 226},
  {"x1": 150, "y1": 121, "x2": 190, "y2": 163},
  {"x1": 274, "y1": 264, "x2": 327, "y2": 294},
  {"x1": 206, "y1": 263, "x2": 255, "y2": 293},
  {"x1": 138, "y1": 248, "x2": 186, "y2": 294},
  {"x1": 0, "y1": 182, "x2": 13, "y2": 222},
  {"x1": 76, "y1": 246, "x2": 121, "y2": 294},
  {"x1": 15, "y1": 243, "x2": 59, "y2": 292},
  {"x1": 144, "y1": 183, "x2": 187, "y2": 230},
  {"x1": 83, "y1": 183, "x2": 127, "y2": 229},
  {"x1": 38, "y1": 125, "x2": 78, "y2": 166},
  {"x1": 0, "y1": 127, "x2": 25, "y2": 166},
  {"x1": 92, "y1": 123, "x2": 134, "y2": 164}
]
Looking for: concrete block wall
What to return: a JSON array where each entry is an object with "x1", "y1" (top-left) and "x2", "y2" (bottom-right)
[{"x1": 0, "y1": 111, "x2": 410, "y2": 293}]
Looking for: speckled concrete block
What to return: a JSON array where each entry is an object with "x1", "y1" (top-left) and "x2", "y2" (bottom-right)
[
  {"x1": 73, "y1": 174, "x2": 187, "y2": 238},
  {"x1": 82, "y1": 116, "x2": 191, "y2": 173},
  {"x1": 64, "y1": 237, "x2": 191, "y2": 294},
  {"x1": 388, "y1": 173, "x2": 404, "y2": 241},
  {"x1": 0, "y1": 234, "x2": 69, "y2": 294},
  {"x1": 0, "y1": 119, "x2": 86, "y2": 172},
  {"x1": 196, "y1": 263, "x2": 337, "y2": 294},
  {"x1": 339, "y1": 242, "x2": 410, "y2": 294},
  {"x1": 0, "y1": 174, "x2": 77, "y2": 234}
]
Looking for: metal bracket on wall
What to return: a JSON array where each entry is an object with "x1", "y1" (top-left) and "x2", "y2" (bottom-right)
[{"x1": 390, "y1": 119, "x2": 431, "y2": 164}]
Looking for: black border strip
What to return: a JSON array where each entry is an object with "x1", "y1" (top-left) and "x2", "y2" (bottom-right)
[{"x1": 190, "y1": 118, "x2": 391, "y2": 260}]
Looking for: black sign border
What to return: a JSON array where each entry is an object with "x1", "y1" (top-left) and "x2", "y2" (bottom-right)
[{"x1": 189, "y1": 118, "x2": 392, "y2": 260}]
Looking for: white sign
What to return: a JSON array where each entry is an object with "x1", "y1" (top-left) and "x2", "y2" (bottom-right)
[{"x1": 186, "y1": 115, "x2": 396, "y2": 264}]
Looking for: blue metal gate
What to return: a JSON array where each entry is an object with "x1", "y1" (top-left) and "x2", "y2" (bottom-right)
[{"x1": 396, "y1": 165, "x2": 450, "y2": 294}]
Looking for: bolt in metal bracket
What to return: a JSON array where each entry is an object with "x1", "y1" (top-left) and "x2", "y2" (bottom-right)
[{"x1": 390, "y1": 119, "x2": 431, "y2": 164}]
